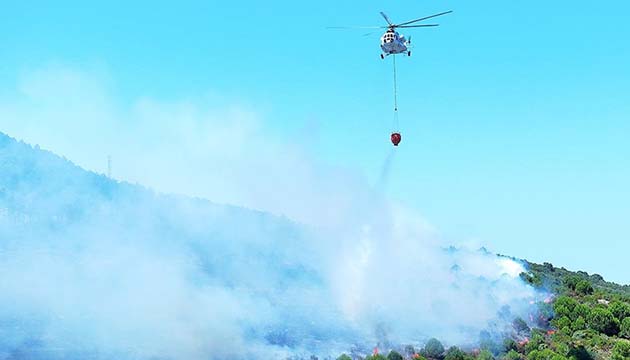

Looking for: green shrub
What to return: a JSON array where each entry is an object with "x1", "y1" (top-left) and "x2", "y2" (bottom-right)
[
  {"x1": 573, "y1": 304, "x2": 591, "y2": 321},
  {"x1": 550, "y1": 341, "x2": 570, "y2": 358},
  {"x1": 527, "y1": 348, "x2": 567, "y2": 360},
  {"x1": 553, "y1": 316, "x2": 571, "y2": 330},
  {"x1": 572, "y1": 316, "x2": 587, "y2": 332},
  {"x1": 524, "y1": 332, "x2": 545, "y2": 354},
  {"x1": 563, "y1": 276, "x2": 582, "y2": 291},
  {"x1": 513, "y1": 317, "x2": 531, "y2": 333},
  {"x1": 526, "y1": 349, "x2": 542, "y2": 360},
  {"x1": 611, "y1": 340, "x2": 630, "y2": 360},
  {"x1": 503, "y1": 338, "x2": 518, "y2": 352},
  {"x1": 478, "y1": 349, "x2": 494, "y2": 360},
  {"x1": 520, "y1": 272, "x2": 543, "y2": 287},
  {"x1": 550, "y1": 356, "x2": 568, "y2": 360},
  {"x1": 575, "y1": 280, "x2": 594, "y2": 295},
  {"x1": 444, "y1": 346, "x2": 466, "y2": 360},
  {"x1": 587, "y1": 307, "x2": 620, "y2": 335},
  {"x1": 424, "y1": 338, "x2": 445, "y2": 358},
  {"x1": 559, "y1": 326, "x2": 572, "y2": 336},
  {"x1": 553, "y1": 297, "x2": 577, "y2": 317},
  {"x1": 337, "y1": 355, "x2": 352, "y2": 360},
  {"x1": 571, "y1": 329, "x2": 597, "y2": 341},
  {"x1": 387, "y1": 350, "x2": 403, "y2": 360},
  {"x1": 566, "y1": 345, "x2": 593, "y2": 360},
  {"x1": 502, "y1": 350, "x2": 521, "y2": 360},
  {"x1": 620, "y1": 317, "x2": 630, "y2": 339},
  {"x1": 610, "y1": 300, "x2": 630, "y2": 321}
]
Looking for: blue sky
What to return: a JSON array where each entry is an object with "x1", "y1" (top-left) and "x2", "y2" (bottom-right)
[{"x1": 1, "y1": 0, "x2": 629, "y2": 283}]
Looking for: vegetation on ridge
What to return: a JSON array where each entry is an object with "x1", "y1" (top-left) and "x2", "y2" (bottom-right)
[{"x1": 337, "y1": 261, "x2": 630, "y2": 360}]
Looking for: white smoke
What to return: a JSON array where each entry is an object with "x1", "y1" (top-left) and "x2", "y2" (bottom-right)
[{"x1": 0, "y1": 65, "x2": 539, "y2": 359}]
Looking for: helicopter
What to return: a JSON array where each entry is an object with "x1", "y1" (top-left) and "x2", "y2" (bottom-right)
[
  {"x1": 328, "y1": 10, "x2": 452, "y2": 147},
  {"x1": 329, "y1": 10, "x2": 452, "y2": 59}
]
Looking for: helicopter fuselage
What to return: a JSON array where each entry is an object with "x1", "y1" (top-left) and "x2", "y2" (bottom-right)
[{"x1": 380, "y1": 29, "x2": 410, "y2": 58}]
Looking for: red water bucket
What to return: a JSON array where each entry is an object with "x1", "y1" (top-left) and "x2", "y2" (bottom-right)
[{"x1": 391, "y1": 132, "x2": 401, "y2": 146}]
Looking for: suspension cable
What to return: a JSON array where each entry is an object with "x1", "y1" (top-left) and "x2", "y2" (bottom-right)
[{"x1": 392, "y1": 54, "x2": 399, "y2": 131}]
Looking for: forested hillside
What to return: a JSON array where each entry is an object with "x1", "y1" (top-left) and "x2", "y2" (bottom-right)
[{"x1": 338, "y1": 262, "x2": 629, "y2": 360}]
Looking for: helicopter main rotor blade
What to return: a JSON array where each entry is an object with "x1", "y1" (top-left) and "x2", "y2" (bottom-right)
[
  {"x1": 398, "y1": 24, "x2": 440, "y2": 28},
  {"x1": 396, "y1": 10, "x2": 452, "y2": 27},
  {"x1": 326, "y1": 26, "x2": 386, "y2": 29},
  {"x1": 380, "y1": 12, "x2": 394, "y2": 26}
]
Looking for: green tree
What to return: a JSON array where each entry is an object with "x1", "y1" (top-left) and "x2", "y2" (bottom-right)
[
  {"x1": 611, "y1": 340, "x2": 630, "y2": 360},
  {"x1": 553, "y1": 297, "x2": 577, "y2": 318},
  {"x1": 387, "y1": 350, "x2": 404, "y2": 360},
  {"x1": 524, "y1": 332, "x2": 545, "y2": 354},
  {"x1": 424, "y1": 338, "x2": 445, "y2": 358},
  {"x1": 609, "y1": 300, "x2": 630, "y2": 321},
  {"x1": 575, "y1": 280, "x2": 594, "y2": 295},
  {"x1": 554, "y1": 305, "x2": 570, "y2": 321},
  {"x1": 502, "y1": 350, "x2": 521, "y2": 360},
  {"x1": 520, "y1": 272, "x2": 543, "y2": 287},
  {"x1": 563, "y1": 276, "x2": 581, "y2": 291},
  {"x1": 550, "y1": 356, "x2": 568, "y2": 360},
  {"x1": 444, "y1": 346, "x2": 466, "y2": 360},
  {"x1": 513, "y1": 317, "x2": 531, "y2": 333},
  {"x1": 620, "y1": 317, "x2": 630, "y2": 339},
  {"x1": 478, "y1": 349, "x2": 494, "y2": 360},
  {"x1": 573, "y1": 304, "x2": 591, "y2": 321},
  {"x1": 537, "y1": 302, "x2": 554, "y2": 325},
  {"x1": 551, "y1": 342, "x2": 570, "y2": 358},
  {"x1": 503, "y1": 338, "x2": 518, "y2": 352},
  {"x1": 587, "y1": 307, "x2": 620, "y2": 335},
  {"x1": 337, "y1": 355, "x2": 352, "y2": 360},
  {"x1": 566, "y1": 345, "x2": 593, "y2": 360},
  {"x1": 560, "y1": 326, "x2": 572, "y2": 336},
  {"x1": 527, "y1": 349, "x2": 556, "y2": 360},
  {"x1": 572, "y1": 316, "x2": 587, "y2": 332},
  {"x1": 526, "y1": 349, "x2": 541, "y2": 360},
  {"x1": 553, "y1": 316, "x2": 571, "y2": 331},
  {"x1": 527, "y1": 349, "x2": 567, "y2": 360}
]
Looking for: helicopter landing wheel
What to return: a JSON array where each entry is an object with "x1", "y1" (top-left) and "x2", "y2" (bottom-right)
[
  {"x1": 407, "y1": 51, "x2": 411, "y2": 57},
  {"x1": 380, "y1": 54, "x2": 385, "y2": 59}
]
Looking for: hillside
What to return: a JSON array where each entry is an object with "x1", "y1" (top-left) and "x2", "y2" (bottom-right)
[
  {"x1": 2, "y1": 131, "x2": 628, "y2": 360},
  {"x1": 0, "y1": 132, "x2": 328, "y2": 360},
  {"x1": 522, "y1": 261, "x2": 630, "y2": 301},
  {"x1": 338, "y1": 261, "x2": 630, "y2": 360}
]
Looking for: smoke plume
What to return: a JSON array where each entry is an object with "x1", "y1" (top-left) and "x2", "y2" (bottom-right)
[{"x1": 0, "y1": 66, "x2": 540, "y2": 359}]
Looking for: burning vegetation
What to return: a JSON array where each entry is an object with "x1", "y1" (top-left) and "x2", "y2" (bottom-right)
[{"x1": 334, "y1": 262, "x2": 630, "y2": 360}]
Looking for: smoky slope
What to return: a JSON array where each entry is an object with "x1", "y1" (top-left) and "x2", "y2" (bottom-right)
[
  {"x1": 0, "y1": 131, "x2": 540, "y2": 360},
  {"x1": 0, "y1": 132, "x2": 312, "y2": 281},
  {"x1": 0, "y1": 132, "x2": 336, "y2": 360}
]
